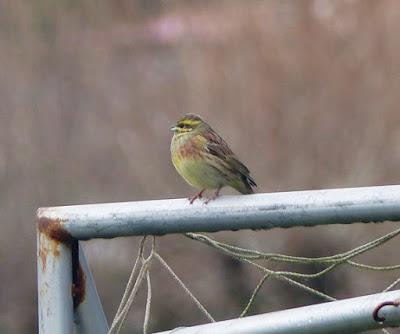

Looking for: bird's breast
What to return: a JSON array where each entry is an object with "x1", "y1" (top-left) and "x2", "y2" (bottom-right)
[
  {"x1": 171, "y1": 134, "x2": 202, "y2": 159},
  {"x1": 170, "y1": 134, "x2": 223, "y2": 189}
]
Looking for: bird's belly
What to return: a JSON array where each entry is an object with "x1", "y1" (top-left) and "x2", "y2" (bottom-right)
[{"x1": 174, "y1": 158, "x2": 223, "y2": 190}]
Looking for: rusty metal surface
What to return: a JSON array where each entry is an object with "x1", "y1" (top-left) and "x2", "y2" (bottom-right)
[
  {"x1": 72, "y1": 241, "x2": 86, "y2": 310},
  {"x1": 38, "y1": 216, "x2": 74, "y2": 244},
  {"x1": 38, "y1": 185, "x2": 400, "y2": 239},
  {"x1": 37, "y1": 223, "x2": 74, "y2": 334},
  {"x1": 37, "y1": 215, "x2": 108, "y2": 333}
]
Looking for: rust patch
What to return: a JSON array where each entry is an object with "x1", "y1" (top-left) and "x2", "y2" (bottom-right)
[
  {"x1": 71, "y1": 241, "x2": 86, "y2": 309},
  {"x1": 37, "y1": 214, "x2": 86, "y2": 308},
  {"x1": 71, "y1": 264, "x2": 86, "y2": 309},
  {"x1": 38, "y1": 233, "x2": 64, "y2": 271},
  {"x1": 53, "y1": 247, "x2": 60, "y2": 257},
  {"x1": 37, "y1": 216, "x2": 74, "y2": 272},
  {"x1": 38, "y1": 241, "x2": 47, "y2": 271},
  {"x1": 38, "y1": 217, "x2": 74, "y2": 245}
]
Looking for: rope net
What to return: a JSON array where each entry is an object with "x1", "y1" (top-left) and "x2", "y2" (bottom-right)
[{"x1": 109, "y1": 227, "x2": 400, "y2": 334}]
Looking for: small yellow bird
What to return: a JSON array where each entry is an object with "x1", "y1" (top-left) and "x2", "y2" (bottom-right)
[{"x1": 170, "y1": 114, "x2": 256, "y2": 204}]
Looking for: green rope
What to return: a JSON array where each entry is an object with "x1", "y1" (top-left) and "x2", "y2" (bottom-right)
[
  {"x1": 186, "y1": 232, "x2": 335, "y2": 301},
  {"x1": 185, "y1": 227, "x2": 400, "y2": 318},
  {"x1": 112, "y1": 228, "x2": 400, "y2": 333},
  {"x1": 186, "y1": 227, "x2": 400, "y2": 266},
  {"x1": 240, "y1": 274, "x2": 270, "y2": 317}
]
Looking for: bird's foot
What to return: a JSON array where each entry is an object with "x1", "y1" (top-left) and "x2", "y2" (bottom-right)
[
  {"x1": 204, "y1": 187, "x2": 222, "y2": 204},
  {"x1": 188, "y1": 189, "x2": 205, "y2": 204}
]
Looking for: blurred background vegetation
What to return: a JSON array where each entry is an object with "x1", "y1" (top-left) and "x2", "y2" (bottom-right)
[{"x1": 1, "y1": 0, "x2": 400, "y2": 332}]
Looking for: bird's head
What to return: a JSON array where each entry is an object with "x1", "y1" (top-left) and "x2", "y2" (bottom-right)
[{"x1": 170, "y1": 114, "x2": 205, "y2": 135}]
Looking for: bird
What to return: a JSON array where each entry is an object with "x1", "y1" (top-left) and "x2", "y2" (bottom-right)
[{"x1": 170, "y1": 113, "x2": 256, "y2": 204}]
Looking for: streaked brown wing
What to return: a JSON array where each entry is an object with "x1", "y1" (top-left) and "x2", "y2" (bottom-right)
[
  {"x1": 203, "y1": 128, "x2": 256, "y2": 188},
  {"x1": 203, "y1": 130, "x2": 233, "y2": 160},
  {"x1": 203, "y1": 130, "x2": 249, "y2": 173}
]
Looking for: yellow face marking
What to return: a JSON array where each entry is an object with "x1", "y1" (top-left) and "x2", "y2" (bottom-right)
[
  {"x1": 179, "y1": 119, "x2": 201, "y2": 127},
  {"x1": 174, "y1": 118, "x2": 202, "y2": 133}
]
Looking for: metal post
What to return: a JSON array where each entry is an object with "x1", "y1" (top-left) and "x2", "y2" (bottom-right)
[
  {"x1": 37, "y1": 226, "x2": 74, "y2": 333},
  {"x1": 154, "y1": 290, "x2": 400, "y2": 334},
  {"x1": 74, "y1": 244, "x2": 109, "y2": 334}
]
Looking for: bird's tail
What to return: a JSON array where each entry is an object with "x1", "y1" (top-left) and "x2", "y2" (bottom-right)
[{"x1": 232, "y1": 174, "x2": 257, "y2": 194}]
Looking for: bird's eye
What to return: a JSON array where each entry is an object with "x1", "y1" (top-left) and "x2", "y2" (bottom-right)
[{"x1": 181, "y1": 124, "x2": 190, "y2": 129}]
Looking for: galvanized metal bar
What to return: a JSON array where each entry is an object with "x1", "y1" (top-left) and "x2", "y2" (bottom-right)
[
  {"x1": 37, "y1": 229, "x2": 74, "y2": 333},
  {"x1": 74, "y1": 243, "x2": 109, "y2": 334},
  {"x1": 37, "y1": 185, "x2": 400, "y2": 239},
  {"x1": 154, "y1": 290, "x2": 400, "y2": 334}
]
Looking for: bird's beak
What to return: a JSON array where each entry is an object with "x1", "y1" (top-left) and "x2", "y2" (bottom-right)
[{"x1": 170, "y1": 125, "x2": 178, "y2": 132}]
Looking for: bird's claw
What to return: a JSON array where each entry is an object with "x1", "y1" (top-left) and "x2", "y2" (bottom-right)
[
  {"x1": 188, "y1": 189, "x2": 205, "y2": 204},
  {"x1": 203, "y1": 187, "x2": 222, "y2": 204}
]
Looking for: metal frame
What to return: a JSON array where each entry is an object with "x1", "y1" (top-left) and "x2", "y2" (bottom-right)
[
  {"x1": 37, "y1": 185, "x2": 400, "y2": 333},
  {"x1": 155, "y1": 290, "x2": 400, "y2": 334}
]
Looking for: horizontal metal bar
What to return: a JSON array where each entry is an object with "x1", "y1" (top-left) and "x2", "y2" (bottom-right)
[
  {"x1": 154, "y1": 290, "x2": 400, "y2": 334},
  {"x1": 37, "y1": 185, "x2": 400, "y2": 239}
]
